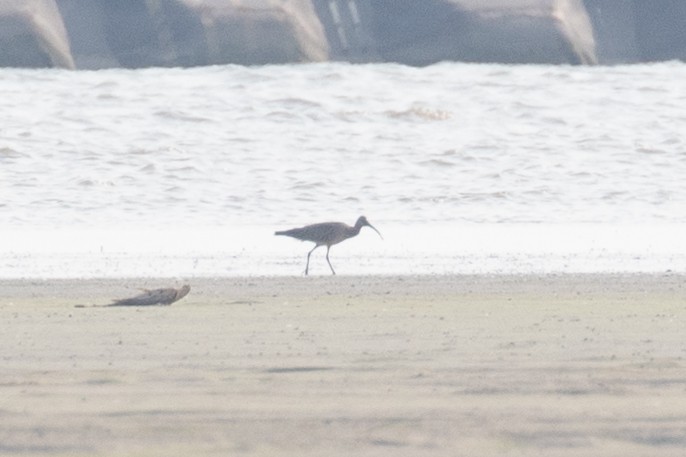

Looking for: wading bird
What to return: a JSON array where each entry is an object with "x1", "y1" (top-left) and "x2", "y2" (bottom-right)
[{"x1": 275, "y1": 216, "x2": 382, "y2": 275}]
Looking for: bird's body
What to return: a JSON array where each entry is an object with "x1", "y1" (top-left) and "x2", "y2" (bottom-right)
[
  {"x1": 275, "y1": 216, "x2": 382, "y2": 275},
  {"x1": 108, "y1": 285, "x2": 191, "y2": 307},
  {"x1": 276, "y1": 221, "x2": 358, "y2": 246}
]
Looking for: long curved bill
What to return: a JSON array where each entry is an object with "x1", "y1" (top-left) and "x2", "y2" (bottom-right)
[{"x1": 367, "y1": 223, "x2": 383, "y2": 240}]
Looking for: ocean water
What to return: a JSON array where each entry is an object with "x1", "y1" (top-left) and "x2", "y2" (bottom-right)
[{"x1": 1, "y1": 62, "x2": 685, "y2": 277}]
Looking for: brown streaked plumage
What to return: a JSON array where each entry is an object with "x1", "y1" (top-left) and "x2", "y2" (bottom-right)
[
  {"x1": 108, "y1": 285, "x2": 191, "y2": 306},
  {"x1": 275, "y1": 216, "x2": 382, "y2": 275}
]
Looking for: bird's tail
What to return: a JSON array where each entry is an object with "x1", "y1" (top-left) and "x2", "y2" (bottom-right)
[{"x1": 275, "y1": 227, "x2": 307, "y2": 239}]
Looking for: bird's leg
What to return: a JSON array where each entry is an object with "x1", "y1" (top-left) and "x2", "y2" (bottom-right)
[
  {"x1": 305, "y1": 245, "x2": 319, "y2": 276},
  {"x1": 325, "y1": 245, "x2": 336, "y2": 275}
]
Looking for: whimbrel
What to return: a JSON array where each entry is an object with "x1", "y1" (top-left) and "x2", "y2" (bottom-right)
[
  {"x1": 275, "y1": 216, "x2": 382, "y2": 275},
  {"x1": 108, "y1": 285, "x2": 191, "y2": 306}
]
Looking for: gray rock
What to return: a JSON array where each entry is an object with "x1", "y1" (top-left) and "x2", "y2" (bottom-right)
[
  {"x1": 57, "y1": 0, "x2": 328, "y2": 69},
  {"x1": 584, "y1": 0, "x2": 686, "y2": 64},
  {"x1": 311, "y1": 0, "x2": 379, "y2": 62},
  {"x1": 360, "y1": 0, "x2": 597, "y2": 65},
  {"x1": 182, "y1": 0, "x2": 329, "y2": 65},
  {"x1": 633, "y1": 0, "x2": 686, "y2": 62},
  {"x1": 583, "y1": 0, "x2": 641, "y2": 64},
  {"x1": 57, "y1": 0, "x2": 137, "y2": 69},
  {"x1": 0, "y1": 0, "x2": 74, "y2": 68}
]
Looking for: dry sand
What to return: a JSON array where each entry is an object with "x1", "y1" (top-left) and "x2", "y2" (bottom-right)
[{"x1": 1, "y1": 274, "x2": 686, "y2": 456}]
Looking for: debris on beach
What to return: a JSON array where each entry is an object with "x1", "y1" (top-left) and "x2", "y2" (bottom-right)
[{"x1": 108, "y1": 285, "x2": 191, "y2": 306}]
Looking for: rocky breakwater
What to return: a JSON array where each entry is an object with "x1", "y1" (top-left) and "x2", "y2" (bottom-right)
[{"x1": 1, "y1": 0, "x2": 684, "y2": 68}]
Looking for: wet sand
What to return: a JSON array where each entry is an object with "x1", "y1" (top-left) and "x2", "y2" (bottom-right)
[{"x1": 1, "y1": 274, "x2": 685, "y2": 456}]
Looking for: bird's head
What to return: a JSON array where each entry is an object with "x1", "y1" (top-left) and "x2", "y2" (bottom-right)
[{"x1": 356, "y1": 216, "x2": 383, "y2": 239}]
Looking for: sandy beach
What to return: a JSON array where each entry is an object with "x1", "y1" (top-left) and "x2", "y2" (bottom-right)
[{"x1": 1, "y1": 274, "x2": 685, "y2": 456}]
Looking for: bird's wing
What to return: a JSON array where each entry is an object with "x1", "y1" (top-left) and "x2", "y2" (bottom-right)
[{"x1": 297, "y1": 222, "x2": 343, "y2": 243}]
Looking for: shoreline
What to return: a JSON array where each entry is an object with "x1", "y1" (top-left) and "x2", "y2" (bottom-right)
[
  {"x1": 1, "y1": 271, "x2": 683, "y2": 305},
  {"x1": 4, "y1": 223, "x2": 686, "y2": 278},
  {"x1": 2, "y1": 273, "x2": 685, "y2": 456}
]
